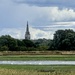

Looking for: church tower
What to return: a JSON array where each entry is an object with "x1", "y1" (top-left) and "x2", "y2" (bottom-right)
[{"x1": 25, "y1": 21, "x2": 30, "y2": 40}]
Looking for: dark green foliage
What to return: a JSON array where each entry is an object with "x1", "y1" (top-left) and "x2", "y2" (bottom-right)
[
  {"x1": 1, "y1": 29, "x2": 75, "y2": 51},
  {"x1": 48, "y1": 40, "x2": 54, "y2": 50},
  {"x1": 17, "y1": 39, "x2": 24, "y2": 46},
  {"x1": 0, "y1": 35, "x2": 17, "y2": 51},
  {"x1": 33, "y1": 39, "x2": 50, "y2": 50},
  {"x1": 49, "y1": 29, "x2": 75, "y2": 50},
  {"x1": 0, "y1": 46, "x2": 9, "y2": 51},
  {"x1": 0, "y1": 35, "x2": 37, "y2": 51},
  {"x1": 22, "y1": 39, "x2": 36, "y2": 47},
  {"x1": 15, "y1": 46, "x2": 27, "y2": 51}
]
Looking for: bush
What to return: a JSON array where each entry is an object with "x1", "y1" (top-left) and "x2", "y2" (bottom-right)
[{"x1": 0, "y1": 46, "x2": 9, "y2": 51}]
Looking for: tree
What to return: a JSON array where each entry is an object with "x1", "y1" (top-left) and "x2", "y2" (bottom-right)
[
  {"x1": 0, "y1": 35, "x2": 17, "y2": 51},
  {"x1": 53, "y1": 30, "x2": 65, "y2": 50},
  {"x1": 34, "y1": 39, "x2": 50, "y2": 50},
  {"x1": 0, "y1": 46, "x2": 9, "y2": 51},
  {"x1": 48, "y1": 40, "x2": 54, "y2": 50},
  {"x1": 52, "y1": 29, "x2": 75, "y2": 50},
  {"x1": 22, "y1": 39, "x2": 36, "y2": 47}
]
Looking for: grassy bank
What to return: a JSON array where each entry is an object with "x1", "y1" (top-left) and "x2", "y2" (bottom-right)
[
  {"x1": 0, "y1": 65, "x2": 75, "y2": 75},
  {"x1": 0, "y1": 51, "x2": 75, "y2": 56},
  {"x1": 0, "y1": 55, "x2": 75, "y2": 61},
  {"x1": 0, "y1": 51, "x2": 75, "y2": 61}
]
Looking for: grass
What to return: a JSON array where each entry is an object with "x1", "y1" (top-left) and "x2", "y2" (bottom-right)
[
  {"x1": 0, "y1": 65, "x2": 75, "y2": 75},
  {"x1": 0, "y1": 51, "x2": 75, "y2": 75},
  {"x1": 0, "y1": 55, "x2": 75, "y2": 61},
  {"x1": 0, "y1": 51, "x2": 75, "y2": 61}
]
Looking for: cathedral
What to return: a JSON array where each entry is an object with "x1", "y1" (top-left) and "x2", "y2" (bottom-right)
[{"x1": 25, "y1": 21, "x2": 30, "y2": 40}]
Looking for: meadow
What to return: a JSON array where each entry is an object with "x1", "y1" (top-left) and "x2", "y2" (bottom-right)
[
  {"x1": 0, "y1": 55, "x2": 75, "y2": 61},
  {"x1": 0, "y1": 51, "x2": 75, "y2": 75},
  {"x1": 0, "y1": 51, "x2": 75, "y2": 61},
  {"x1": 0, "y1": 65, "x2": 75, "y2": 75}
]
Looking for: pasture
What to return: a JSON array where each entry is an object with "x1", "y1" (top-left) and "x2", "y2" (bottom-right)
[
  {"x1": 0, "y1": 55, "x2": 75, "y2": 61},
  {"x1": 0, "y1": 51, "x2": 75, "y2": 75},
  {"x1": 0, "y1": 65, "x2": 75, "y2": 75}
]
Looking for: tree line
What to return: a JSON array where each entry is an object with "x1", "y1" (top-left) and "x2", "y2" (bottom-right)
[
  {"x1": 0, "y1": 35, "x2": 50, "y2": 51},
  {"x1": 0, "y1": 29, "x2": 75, "y2": 51}
]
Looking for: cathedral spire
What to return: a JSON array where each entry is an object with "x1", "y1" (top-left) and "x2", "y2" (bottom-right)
[
  {"x1": 25, "y1": 21, "x2": 30, "y2": 40},
  {"x1": 26, "y1": 21, "x2": 29, "y2": 33}
]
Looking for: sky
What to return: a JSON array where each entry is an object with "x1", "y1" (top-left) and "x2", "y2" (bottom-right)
[{"x1": 0, "y1": 0, "x2": 75, "y2": 39}]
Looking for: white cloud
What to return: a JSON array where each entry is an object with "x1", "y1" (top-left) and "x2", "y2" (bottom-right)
[
  {"x1": 0, "y1": 28, "x2": 25, "y2": 39},
  {"x1": 50, "y1": 8, "x2": 75, "y2": 22},
  {"x1": 0, "y1": 27, "x2": 54, "y2": 39},
  {"x1": 30, "y1": 27, "x2": 53, "y2": 39},
  {"x1": 0, "y1": 0, "x2": 75, "y2": 39},
  {"x1": 43, "y1": 22, "x2": 75, "y2": 31},
  {"x1": 0, "y1": 21, "x2": 75, "y2": 39},
  {"x1": 1, "y1": 0, "x2": 75, "y2": 28}
]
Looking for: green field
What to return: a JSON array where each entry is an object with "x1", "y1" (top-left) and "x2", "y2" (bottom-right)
[
  {"x1": 0, "y1": 55, "x2": 75, "y2": 61},
  {"x1": 0, "y1": 52, "x2": 75, "y2": 75},
  {"x1": 0, "y1": 65, "x2": 75, "y2": 75}
]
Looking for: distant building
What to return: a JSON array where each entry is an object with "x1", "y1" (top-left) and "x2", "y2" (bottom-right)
[{"x1": 25, "y1": 21, "x2": 30, "y2": 40}]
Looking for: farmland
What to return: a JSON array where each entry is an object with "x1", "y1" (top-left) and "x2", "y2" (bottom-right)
[
  {"x1": 0, "y1": 51, "x2": 75, "y2": 75},
  {"x1": 0, "y1": 54, "x2": 75, "y2": 61},
  {"x1": 0, "y1": 65, "x2": 75, "y2": 75},
  {"x1": 0, "y1": 51, "x2": 75, "y2": 61}
]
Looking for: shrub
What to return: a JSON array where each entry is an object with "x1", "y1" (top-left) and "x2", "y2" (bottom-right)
[{"x1": 0, "y1": 46, "x2": 9, "y2": 51}]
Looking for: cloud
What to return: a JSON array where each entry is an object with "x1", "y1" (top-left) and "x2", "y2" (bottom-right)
[
  {"x1": 1, "y1": 0, "x2": 75, "y2": 28},
  {"x1": 30, "y1": 27, "x2": 53, "y2": 39},
  {"x1": 1, "y1": 22, "x2": 75, "y2": 40},
  {"x1": 0, "y1": 0, "x2": 75, "y2": 39},
  {"x1": 14, "y1": 0, "x2": 75, "y2": 8},
  {"x1": 31, "y1": 7, "x2": 75, "y2": 25},
  {"x1": 0, "y1": 27, "x2": 53, "y2": 39},
  {"x1": 0, "y1": 28, "x2": 25, "y2": 39},
  {"x1": 33, "y1": 22, "x2": 75, "y2": 32}
]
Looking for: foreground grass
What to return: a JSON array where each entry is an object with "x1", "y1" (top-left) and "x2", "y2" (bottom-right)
[
  {"x1": 0, "y1": 65, "x2": 75, "y2": 75},
  {"x1": 0, "y1": 55, "x2": 75, "y2": 61}
]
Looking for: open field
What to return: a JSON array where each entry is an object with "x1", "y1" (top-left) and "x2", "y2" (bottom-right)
[
  {"x1": 0, "y1": 51, "x2": 75, "y2": 75},
  {"x1": 0, "y1": 51, "x2": 75, "y2": 55},
  {"x1": 0, "y1": 65, "x2": 75, "y2": 75},
  {"x1": 0, "y1": 51, "x2": 75, "y2": 61},
  {"x1": 0, "y1": 55, "x2": 75, "y2": 61}
]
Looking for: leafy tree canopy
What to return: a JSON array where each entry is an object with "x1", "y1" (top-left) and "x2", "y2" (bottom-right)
[{"x1": 49, "y1": 29, "x2": 75, "y2": 50}]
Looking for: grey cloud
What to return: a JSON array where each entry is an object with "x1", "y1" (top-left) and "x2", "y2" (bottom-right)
[{"x1": 14, "y1": 0, "x2": 75, "y2": 8}]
